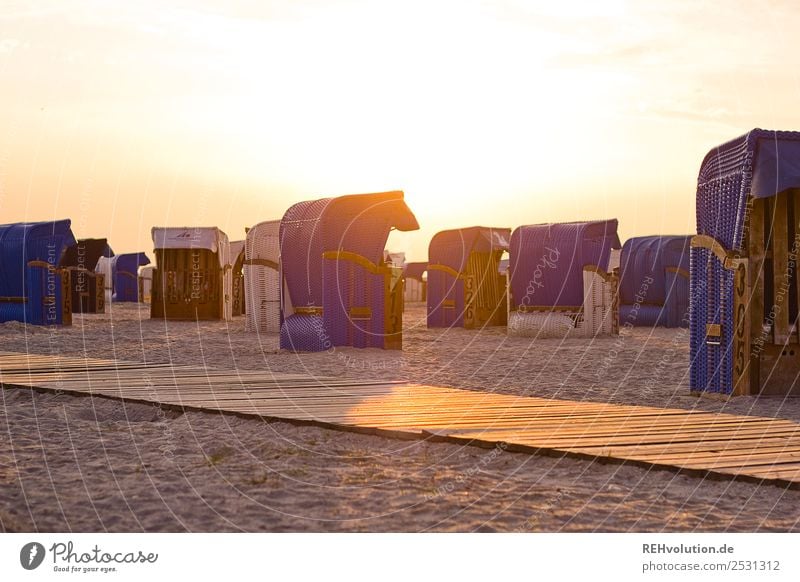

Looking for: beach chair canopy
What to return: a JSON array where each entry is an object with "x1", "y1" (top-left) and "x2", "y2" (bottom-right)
[
  {"x1": 619, "y1": 235, "x2": 691, "y2": 306},
  {"x1": 280, "y1": 191, "x2": 419, "y2": 312},
  {"x1": 60, "y1": 238, "x2": 114, "y2": 271},
  {"x1": 151, "y1": 227, "x2": 231, "y2": 267},
  {"x1": 428, "y1": 226, "x2": 510, "y2": 273},
  {"x1": 509, "y1": 220, "x2": 620, "y2": 308},
  {"x1": 404, "y1": 261, "x2": 428, "y2": 281},
  {"x1": 245, "y1": 221, "x2": 280, "y2": 265},
  {"x1": 698, "y1": 129, "x2": 800, "y2": 251},
  {"x1": 0, "y1": 219, "x2": 76, "y2": 299},
  {"x1": 112, "y1": 253, "x2": 151, "y2": 275}
]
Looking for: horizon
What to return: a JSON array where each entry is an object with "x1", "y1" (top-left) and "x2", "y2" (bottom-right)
[{"x1": 1, "y1": 0, "x2": 799, "y2": 261}]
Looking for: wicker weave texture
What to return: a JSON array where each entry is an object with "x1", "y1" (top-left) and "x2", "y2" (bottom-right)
[
  {"x1": 244, "y1": 220, "x2": 280, "y2": 333},
  {"x1": 509, "y1": 220, "x2": 619, "y2": 310}
]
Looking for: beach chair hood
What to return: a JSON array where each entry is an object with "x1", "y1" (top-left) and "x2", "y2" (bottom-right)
[
  {"x1": 59, "y1": 238, "x2": 114, "y2": 271},
  {"x1": 0, "y1": 219, "x2": 76, "y2": 299},
  {"x1": 697, "y1": 129, "x2": 800, "y2": 251},
  {"x1": 428, "y1": 226, "x2": 511, "y2": 273},
  {"x1": 151, "y1": 227, "x2": 231, "y2": 268},
  {"x1": 280, "y1": 190, "x2": 418, "y2": 311},
  {"x1": 509, "y1": 219, "x2": 620, "y2": 309}
]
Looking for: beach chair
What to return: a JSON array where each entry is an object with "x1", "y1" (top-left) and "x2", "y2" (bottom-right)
[
  {"x1": 279, "y1": 191, "x2": 419, "y2": 351},
  {"x1": 508, "y1": 220, "x2": 620, "y2": 338},
  {"x1": 95, "y1": 257, "x2": 113, "y2": 309},
  {"x1": 403, "y1": 262, "x2": 428, "y2": 303},
  {"x1": 151, "y1": 227, "x2": 232, "y2": 321},
  {"x1": 244, "y1": 220, "x2": 281, "y2": 333},
  {"x1": 111, "y1": 253, "x2": 151, "y2": 302},
  {"x1": 0, "y1": 219, "x2": 75, "y2": 326},
  {"x1": 618, "y1": 236, "x2": 691, "y2": 328},
  {"x1": 138, "y1": 265, "x2": 154, "y2": 304},
  {"x1": 230, "y1": 240, "x2": 245, "y2": 316},
  {"x1": 59, "y1": 238, "x2": 113, "y2": 314},
  {"x1": 691, "y1": 129, "x2": 800, "y2": 396},
  {"x1": 427, "y1": 227, "x2": 510, "y2": 329}
]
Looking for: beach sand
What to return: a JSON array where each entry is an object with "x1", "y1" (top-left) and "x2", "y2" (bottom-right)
[{"x1": 1, "y1": 302, "x2": 799, "y2": 532}]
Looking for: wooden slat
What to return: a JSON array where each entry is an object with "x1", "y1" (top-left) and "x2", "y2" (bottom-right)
[
  {"x1": 772, "y1": 192, "x2": 791, "y2": 344},
  {"x1": 794, "y1": 189, "x2": 800, "y2": 344},
  {"x1": 749, "y1": 197, "x2": 766, "y2": 352}
]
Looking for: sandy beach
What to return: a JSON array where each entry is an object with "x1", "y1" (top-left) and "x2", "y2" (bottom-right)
[{"x1": 2, "y1": 302, "x2": 800, "y2": 532}]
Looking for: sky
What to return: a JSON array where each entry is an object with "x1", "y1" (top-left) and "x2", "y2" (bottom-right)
[{"x1": 1, "y1": 0, "x2": 799, "y2": 260}]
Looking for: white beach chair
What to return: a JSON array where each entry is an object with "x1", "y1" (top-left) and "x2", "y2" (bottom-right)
[
  {"x1": 95, "y1": 256, "x2": 113, "y2": 309},
  {"x1": 244, "y1": 220, "x2": 281, "y2": 333},
  {"x1": 138, "y1": 265, "x2": 154, "y2": 304}
]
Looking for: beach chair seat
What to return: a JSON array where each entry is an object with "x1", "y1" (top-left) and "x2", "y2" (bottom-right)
[{"x1": 508, "y1": 266, "x2": 617, "y2": 338}]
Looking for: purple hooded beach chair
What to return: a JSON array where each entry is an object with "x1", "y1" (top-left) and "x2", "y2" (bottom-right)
[
  {"x1": 426, "y1": 227, "x2": 510, "y2": 329},
  {"x1": 112, "y1": 252, "x2": 151, "y2": 302},
  {"x1": 279, "y1": 191, "x2": 419, "y2": 351},
  {"x1": 691, "y1": 129, "x2": 800, "y2": 396},
  {"x1": 619, "y1": 235, "x2": 691, "y2": 328},
  {"x1": 0, "y1": 219, "x2": 76, "y2": 325},
  {"x1": 508, "y1": 220, "x2": 621, "y2": 337}
]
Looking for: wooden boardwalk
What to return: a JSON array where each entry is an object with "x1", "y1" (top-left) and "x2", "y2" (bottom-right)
[{"x1": 2, "y1": 351, "x2": 800, "y2": 487}]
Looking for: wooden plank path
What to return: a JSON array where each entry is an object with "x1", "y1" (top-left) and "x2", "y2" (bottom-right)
[{"x1": 2, "y1": 351, "x2": 800, "y2": 487}]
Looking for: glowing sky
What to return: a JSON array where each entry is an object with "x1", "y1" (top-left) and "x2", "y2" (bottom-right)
[{"x1": 1, "y1": 0, "x2": 799, "y2": 259}]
